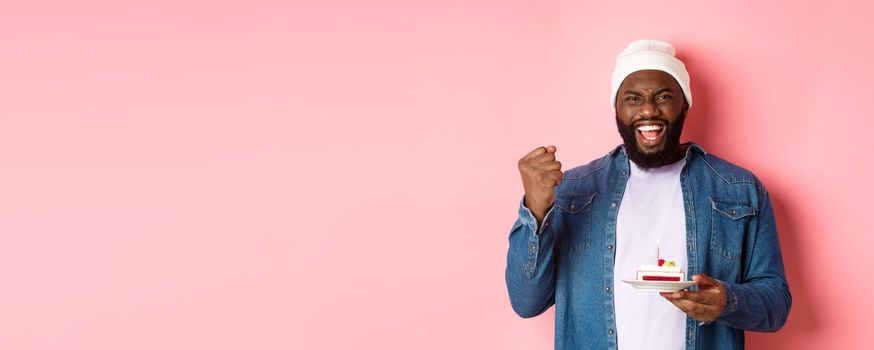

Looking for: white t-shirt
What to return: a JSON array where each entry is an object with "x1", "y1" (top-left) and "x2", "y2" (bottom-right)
[{"x1": 614, "y1": 158, "x2": 688, "y2": 350}]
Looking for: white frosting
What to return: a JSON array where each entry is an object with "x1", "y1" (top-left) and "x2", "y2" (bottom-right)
[{"x1": 638, "y1": 265, "x2": 682, "y2": 272}]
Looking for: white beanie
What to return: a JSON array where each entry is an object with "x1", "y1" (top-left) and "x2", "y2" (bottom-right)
[{"x1": 610, "y1": 39, "x2": 692, "y2": 110}]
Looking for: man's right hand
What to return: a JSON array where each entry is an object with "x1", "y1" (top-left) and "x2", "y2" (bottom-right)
[{"x1": 518, "y1": 145, "x2": 563, "y2": 224}]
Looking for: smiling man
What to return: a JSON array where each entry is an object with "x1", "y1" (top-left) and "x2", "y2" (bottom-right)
[{"x1": 505, "y1": 40, "x2": 791, "y2": 350}]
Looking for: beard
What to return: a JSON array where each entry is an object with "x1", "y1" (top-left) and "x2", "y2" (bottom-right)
[{"x1": 615, "y1": 109, "x2": 687, "y2": 171}]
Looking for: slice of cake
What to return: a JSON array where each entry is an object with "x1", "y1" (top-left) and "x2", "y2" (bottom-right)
[{"x1": 636, "y1": 259, "x2": 685, "y2": 282}]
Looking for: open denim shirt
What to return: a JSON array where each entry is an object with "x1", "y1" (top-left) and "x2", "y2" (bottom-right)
[{"x1": 505, "y1": 143, "x2": 791, "y2": 350}]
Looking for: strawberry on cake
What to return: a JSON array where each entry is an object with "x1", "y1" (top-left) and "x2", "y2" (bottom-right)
[{"x1": 636, "y1": 259, "x2": 685, "y2": 282}]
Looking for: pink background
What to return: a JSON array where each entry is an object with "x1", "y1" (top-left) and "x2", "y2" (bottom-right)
[{"x1": 1, "y1": 1, "x2": 872, "y2": 349}]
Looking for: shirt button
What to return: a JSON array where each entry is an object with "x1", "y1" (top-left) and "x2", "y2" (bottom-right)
[
  {"x1": 605, "y1": 286, "x2": 611, "y2": 292},
  {"x1": 611, "y1": 202, "x2": 617, "y2": 208},
  {"x1": 570, "y1": 204, "x2": 575, "y2": 210},
  {"x1": 530, "y1": 245, "x2": 537, "y2": 252},
  {"x1": 608, "y1": 329, "x2": 614, "y2": 335},
  {"x1": 607, "y1": 245, "x2": 613, "y2": 250},
  {"x1": 621, "y1": 171, "x2": 627, "y2": 175}
]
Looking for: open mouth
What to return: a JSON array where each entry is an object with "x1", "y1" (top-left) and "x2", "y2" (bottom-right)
[{"x1": 635, "y1": 123, "x2": 665, "y2": 147}]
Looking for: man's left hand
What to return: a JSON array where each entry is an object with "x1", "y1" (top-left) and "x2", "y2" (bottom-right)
[{"x1": 660, "y1": 273, "x2": 727, "y2": 323}]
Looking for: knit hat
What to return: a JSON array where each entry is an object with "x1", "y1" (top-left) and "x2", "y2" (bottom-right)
[{"x1": 611, "y1": 39, "x2": 692, "y2": 110}]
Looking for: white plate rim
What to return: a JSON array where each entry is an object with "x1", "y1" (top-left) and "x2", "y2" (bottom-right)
[{"x1": 621, "y1": 279, "x2": 697, "y2": 292}]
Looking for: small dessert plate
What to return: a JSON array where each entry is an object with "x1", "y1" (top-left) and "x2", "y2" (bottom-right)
[{"x1": 622, "y1": 280, "x2": 697, "y2": 292}]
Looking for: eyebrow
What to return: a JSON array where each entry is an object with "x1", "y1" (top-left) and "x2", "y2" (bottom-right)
[{"x1": 623, "y1": 87, "x2": 675, "y2": 96}]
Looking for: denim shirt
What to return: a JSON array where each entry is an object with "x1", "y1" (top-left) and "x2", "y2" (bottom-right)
[{"x1": 505, "y1": 143, "x2": 791, "y2": 350}]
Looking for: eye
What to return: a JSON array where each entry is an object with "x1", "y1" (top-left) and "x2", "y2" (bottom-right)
[
  {"x1": 625, "y1": 96, "x2": 641, "y2": 104},
  {"x1": 656, "y1": 95, "x2": 673, "y2": 102}
]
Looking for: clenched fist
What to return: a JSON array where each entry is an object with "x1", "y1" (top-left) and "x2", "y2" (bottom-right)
[{"x1": 518, "y1": 145, "x2": 563, "y2": 224}]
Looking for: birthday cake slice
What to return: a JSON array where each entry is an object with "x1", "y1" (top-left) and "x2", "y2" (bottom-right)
[{"x1": 636, "y1": 259, "x2": 685, "y2": 282}]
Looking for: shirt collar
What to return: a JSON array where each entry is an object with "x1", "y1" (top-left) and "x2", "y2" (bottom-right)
[{"x1": 609, "y1": 142, "x2": 707, "y2": 159}]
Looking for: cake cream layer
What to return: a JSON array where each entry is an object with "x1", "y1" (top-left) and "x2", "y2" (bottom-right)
[{"x1": 638, "y1": 265, "x2": 682, "y2": 272}]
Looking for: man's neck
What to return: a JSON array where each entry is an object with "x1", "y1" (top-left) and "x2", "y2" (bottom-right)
[{"x1": 665, "y1": 143, "x2": 689, "y2": 165}]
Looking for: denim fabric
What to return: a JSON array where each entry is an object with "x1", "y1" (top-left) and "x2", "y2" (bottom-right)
[{"x1": 505, "y1": 143, "x2": 791, "y2": 350}]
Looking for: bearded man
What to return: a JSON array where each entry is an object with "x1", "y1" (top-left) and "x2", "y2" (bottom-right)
[{"x1": 505, "y1": 39, "x2": 791, "y2": 350}]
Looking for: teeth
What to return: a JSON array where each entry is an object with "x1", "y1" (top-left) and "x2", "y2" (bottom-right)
[{"x1": 637, "y1": 125, "x2": 663, "y2": 132}]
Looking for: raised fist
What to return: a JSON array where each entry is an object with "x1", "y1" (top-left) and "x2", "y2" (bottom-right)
[{"x1": 517, "y1": 145, "x2": 563, "y2": 223}]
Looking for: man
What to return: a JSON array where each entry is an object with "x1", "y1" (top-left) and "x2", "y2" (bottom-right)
[{"x1": 504, "y1": 39, "x2": 791, "y2": 350}]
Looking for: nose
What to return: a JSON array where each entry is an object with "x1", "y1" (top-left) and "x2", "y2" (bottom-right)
[{"x1": 639, "y1": 99, "x2": 659, "y2": 117}]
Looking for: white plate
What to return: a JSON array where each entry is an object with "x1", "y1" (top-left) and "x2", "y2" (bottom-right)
[{"x1": 622, "y1": 279, "x2": 697, "y2": 292}]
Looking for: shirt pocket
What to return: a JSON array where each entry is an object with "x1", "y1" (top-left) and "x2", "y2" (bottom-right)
[
  {"x1": 553, "y1": 192, "x2": 595, "y2": 254},
  {"x1": 709, "y1": 198, "x2": 756, "y2": 261}
]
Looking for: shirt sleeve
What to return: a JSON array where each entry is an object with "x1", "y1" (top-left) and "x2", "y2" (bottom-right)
[
  {"x1": 505, "y1": 195, "x2": 558, "y2": 318},
  {"x1": 715, "y1": 187, "x2": 792, "y2": 331}
]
